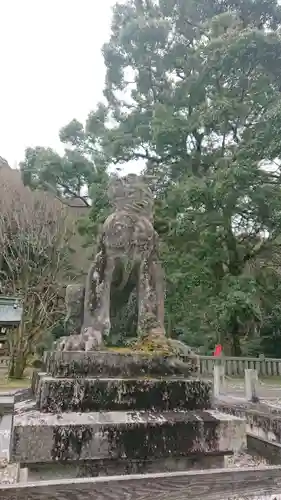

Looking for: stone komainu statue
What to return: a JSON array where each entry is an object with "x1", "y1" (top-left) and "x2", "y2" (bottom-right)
[{"x1": 57, "y1": 174, "x2": 165, "y2": 351}]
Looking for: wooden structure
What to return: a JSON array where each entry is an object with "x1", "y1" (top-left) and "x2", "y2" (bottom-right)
[
  {"x1": 0, "y1": 296, "x2": 23, "y2": 357},
  {"x1": 1, "y1": 466, "x2": 281, "y2": 499}
]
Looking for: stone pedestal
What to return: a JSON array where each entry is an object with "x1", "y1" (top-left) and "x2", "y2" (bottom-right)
[{"x1": 11, "y1": 350, "x2": 246, "y2": 480}]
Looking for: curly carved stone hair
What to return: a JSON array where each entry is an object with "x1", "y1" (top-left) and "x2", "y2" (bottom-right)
[{"x1": 108, "y1": 174, "x2": 153, "y2": 219}]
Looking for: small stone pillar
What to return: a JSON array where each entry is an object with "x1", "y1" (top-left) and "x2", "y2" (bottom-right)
[
  {"x1": 213, "y1": 364, "x2": 225, "y2": 398},
  {"x1": 245, "y1": 369, "x2": 259, "y2": 402},
  {"x1": 19, "y1": 467, "x2": 28, "y2": 483}
]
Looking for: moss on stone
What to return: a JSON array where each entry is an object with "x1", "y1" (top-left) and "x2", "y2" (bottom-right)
[
  {"x1": 218, "y1": 402, "x2": 281, "y2": 442},
  {"x1": 47, "y1": 351, "x2": 195, "y2": 378},
  {"x1": 131, "y1": 331, "x2": 173, "y2": 356},
  {"x1": 103, "y1": 412, "x2": 219, "y2": 460},
  {"x1": 107, "y1": 347, "x2": 137, "y2": 354},
  {"x1": 107, "y1": 346, "x2": 168, "y2": 356},
  {"x1": 51, "y1": 426, "x2": 93, "y2": 461},
  {"x1": 38, "y1": 378, "x2": 212, "y2": 413}
]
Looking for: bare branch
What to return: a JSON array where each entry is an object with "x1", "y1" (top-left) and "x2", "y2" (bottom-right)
[
  {"x1": 0, "y1": 167, "x2": 76, "y2": 357},
  {"x1": 43, "y1": 181, "x2": 91, "y2": 208}
]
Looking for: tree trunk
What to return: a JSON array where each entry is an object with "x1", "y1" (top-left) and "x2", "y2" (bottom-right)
[
  {"x1": 8, "y1": 356, "x2": 15, "y2": 378},
  {"x1": 232, "y1": 331, "x2": 242, "y2": 356},
  {"x1": 8, "y1": 352, "x2": 27, "y2": 379},
  {"x1": 223, "y1": 318, "x2": 242, "y2": 356},
  {"x1": 222, "y1": 337, "x2": 232, "y2": 356},
  {"x1": 231, "y1": 317, "x2": 242, "y2": 356}
]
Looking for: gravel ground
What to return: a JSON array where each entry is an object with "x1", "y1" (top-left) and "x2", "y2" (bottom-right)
[
  {"x1": 223, "y1": 453, "x2": 279, "y2": 500},
  {"x1": 261, "y1": 399, "x2": 281, "y2": 408},
  {"x1": 225, "y1": 379, "x2": 281, "y2": 400},
  {"x1": 223, "y1": 491, "x2": 281, "y2": 499},
  {"x1": 224, "y1": 495, "x2": 281, "y2": 499},
  {"x1": 226, "y1": 452, "x2": 269, "y2": 468}
]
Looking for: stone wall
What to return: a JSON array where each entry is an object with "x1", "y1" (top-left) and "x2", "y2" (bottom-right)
[{"x1": 216, "y1": 399, "x2": 281, "y2": 443}]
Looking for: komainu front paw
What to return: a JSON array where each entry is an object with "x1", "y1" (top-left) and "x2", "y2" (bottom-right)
[
  {"x1": 55, "y1": 334, "x2": 85, "y2": 351},
  {"x1": 81, "y1": 327, "x2": 103, "y2": 351}
]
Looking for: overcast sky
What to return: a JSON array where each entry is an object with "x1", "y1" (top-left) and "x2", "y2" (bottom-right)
[{"x1": 0, "y1": 0, "x2": 117, "y2": 168}]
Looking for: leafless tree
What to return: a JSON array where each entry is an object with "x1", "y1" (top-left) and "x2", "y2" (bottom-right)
[{"x1": 0, "y1": 168, "x2": 74, "y2": 377}]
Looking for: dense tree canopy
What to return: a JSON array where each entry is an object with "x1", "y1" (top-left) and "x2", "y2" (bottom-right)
[{"x1": 20, "y1": 0, "x2": 281, "y2": 356}]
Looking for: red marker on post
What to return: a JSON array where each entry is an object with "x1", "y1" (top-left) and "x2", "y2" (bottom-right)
[{"x1": 213, "y1": 344, "x2": 222, "y2": 357}]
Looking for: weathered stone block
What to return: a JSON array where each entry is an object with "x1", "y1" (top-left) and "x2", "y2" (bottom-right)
[
  {"x1": 11, "y1": 409, "x2": 245, "y2": 464},
  {"x1": 27, "y1": 455, "x2": 225, "y2": 481},
  {"x1": 46, "y1": 350, "x2": 194, "y2": 378},
  {"x1": 31, "y1": 370, "x2": 45, "y2": 396},
  {"x1": 217, "y1": 399, "x2": 281, "y2": 443},
  {"x1": 36, "y1": 376, "x2": 212, "y2": 413}
]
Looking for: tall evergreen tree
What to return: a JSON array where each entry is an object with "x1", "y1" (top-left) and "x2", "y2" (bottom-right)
[{"x1": 99, "y1": 0, "x2": 281, "y2": 354}]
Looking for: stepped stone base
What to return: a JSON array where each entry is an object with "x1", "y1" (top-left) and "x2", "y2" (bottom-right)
[
  {"x1": 13, "y1": 350, "x2": 247, "y2": 479},
  {"x1": 46, "y1": 350, "x2": 193, "y2": 378},
  {"x1": 35, "y1": 375, "x2": 212, "y2": 412},
  {"x1": 12, "y1": 409, "x2": 246, "y2": 464}
]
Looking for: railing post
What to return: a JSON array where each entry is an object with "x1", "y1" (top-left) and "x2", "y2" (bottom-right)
[
  {"x1": 213, "y1": 364, "x2": 225, "y2": 398},
  {"x1": 245, "y1": 368, "x2": 259, "y2": 402}
]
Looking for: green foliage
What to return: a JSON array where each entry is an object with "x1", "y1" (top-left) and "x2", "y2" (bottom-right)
[
  {"x1": 21, "y1": 145, "x2": 92, "y2": 203},
  {"x1": 20, "y1": 109, "x2": 113, "y2": 246},
  {"x1": 99, "y1": 0, "x2": 281, "y2": 354},
  {"x1": 79, "y1": 166, "x2": 111, "y2": 243},
  {"x1": 20, "y1": 0, "x2": 281, "y2": 356}
]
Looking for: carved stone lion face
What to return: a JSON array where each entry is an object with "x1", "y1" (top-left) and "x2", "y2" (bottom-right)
[{"x1": 109, "y1": 174, "x2": 153, "y2": 218}]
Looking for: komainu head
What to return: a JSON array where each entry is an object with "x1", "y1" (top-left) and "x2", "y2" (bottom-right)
[{"x1": 109, "y1": 174, "x2": 153, "y2": 219}]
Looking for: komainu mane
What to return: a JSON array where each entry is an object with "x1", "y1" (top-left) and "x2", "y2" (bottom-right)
[{"x1": 57, "y1": 174, "x2": 165, "y2": 351}]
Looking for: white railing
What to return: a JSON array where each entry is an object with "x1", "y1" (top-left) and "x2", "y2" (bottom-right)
[{"x1": 199, "y1": 355, "x2": 281, "y2": 377}]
